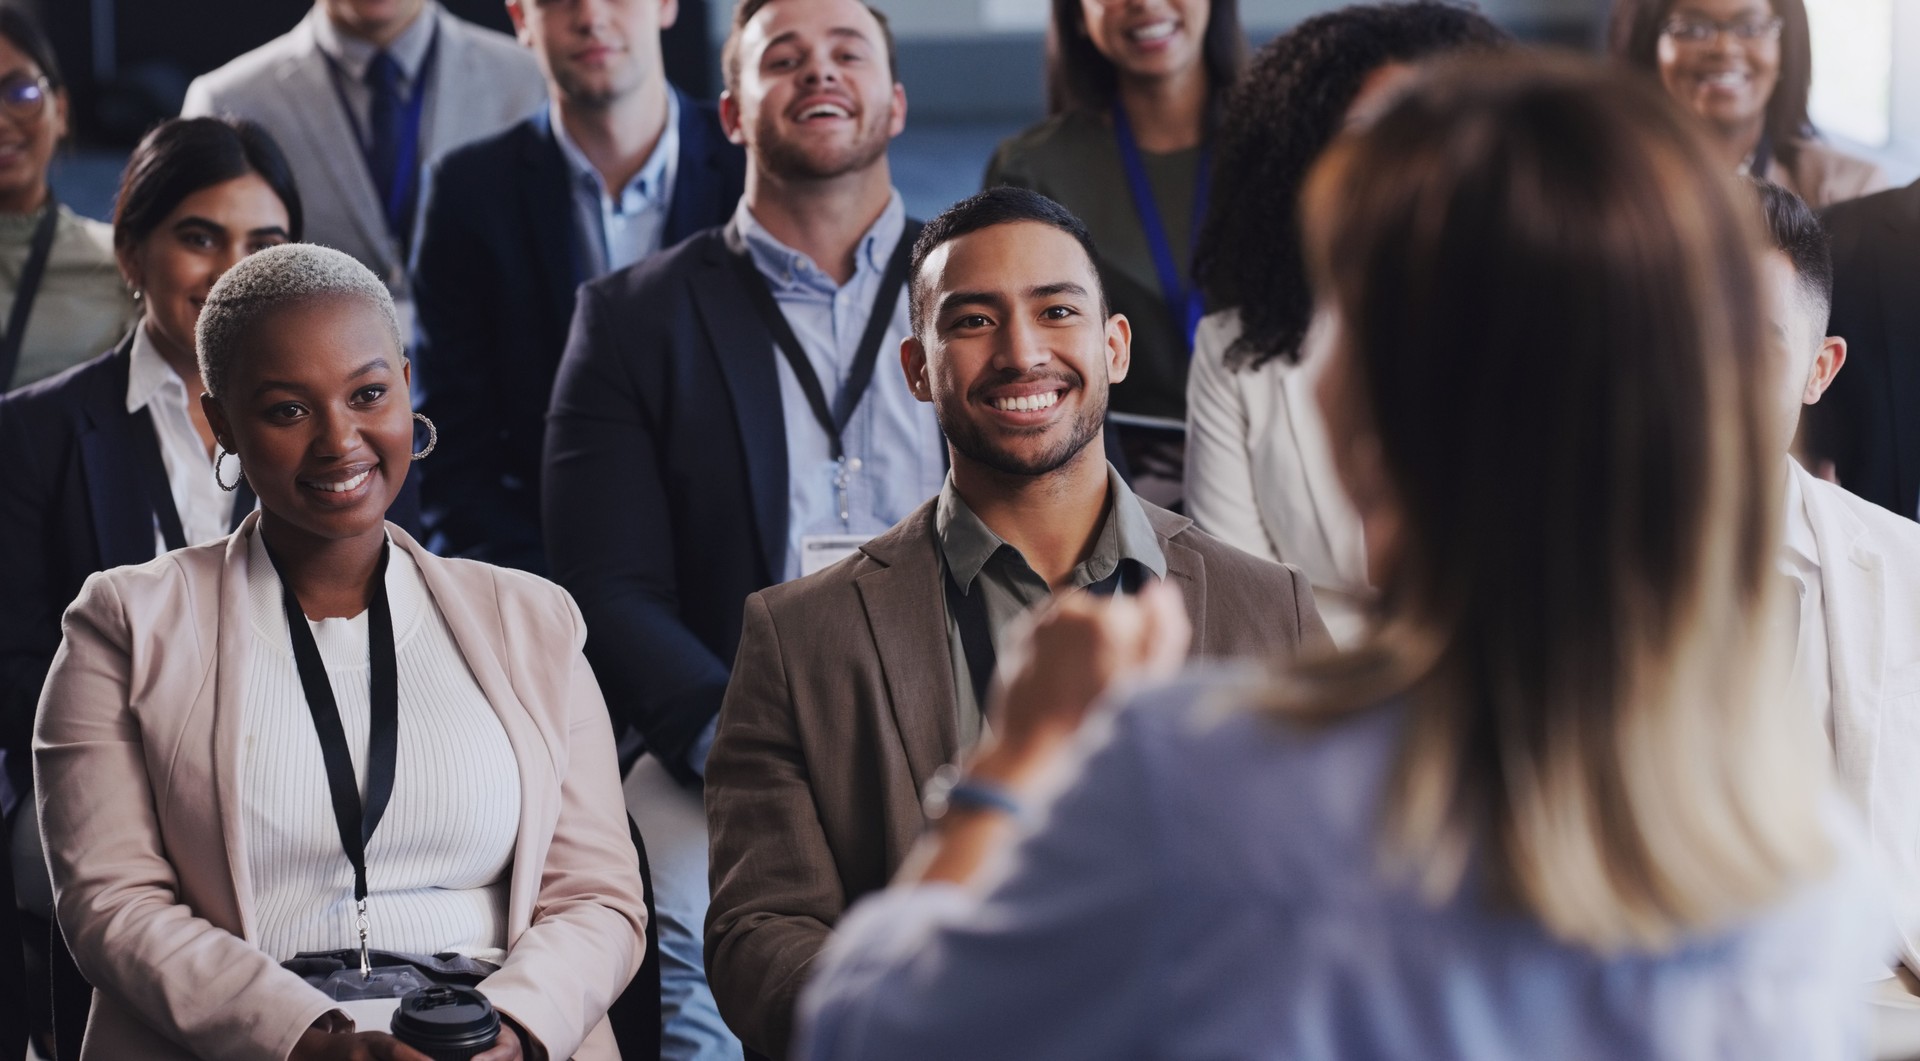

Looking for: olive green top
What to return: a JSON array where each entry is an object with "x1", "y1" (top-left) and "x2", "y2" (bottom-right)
[
  {"x1": 985, "y1": 109, "x2": 1203, "y2": 422},
  {"x1": 0, "y1": 203, "x2": 138, "y2": 391},
  {"x1": 933, "y1": 463, "x2": 1168, "y2": 748}
]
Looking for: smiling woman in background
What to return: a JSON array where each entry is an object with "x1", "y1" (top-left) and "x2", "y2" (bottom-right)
[
  {"x1": 1610, "y1": 0, "x2": 1886, "y2": 207},
  {"x1": 984, "y1": 0, "x2": 1245, "y2": 504},
  {"x1": 0, "y1": 4, "x2": 136, "y2": 392}
]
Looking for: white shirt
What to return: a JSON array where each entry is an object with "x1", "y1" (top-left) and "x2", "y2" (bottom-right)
[
  {"x1": 1781, "y1": 464, "x2": 1832, "y2": 742},
  {"x1": 241, "y1": 528, "x2": 521, "y2": 966},
  {"x1": 550, "y1": 93, "x2": 680, "y2": 278},
  {"x1": 125, "y1": 324, "x2": 232, "y2": 553}
]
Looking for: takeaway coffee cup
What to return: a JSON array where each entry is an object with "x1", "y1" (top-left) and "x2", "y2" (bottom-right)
[{"x1": 390, "y1": 985, "x2": 501, "y2": 1060}]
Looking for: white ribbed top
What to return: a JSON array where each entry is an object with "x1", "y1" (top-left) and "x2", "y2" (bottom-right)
[{"x1": 241, "y1": 529, "x2": 520, "y2": 964}]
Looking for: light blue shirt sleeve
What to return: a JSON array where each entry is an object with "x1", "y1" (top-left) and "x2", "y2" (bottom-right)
[{"x1": 796, "y1": 706, "x2": 1170, "y2": 1061}]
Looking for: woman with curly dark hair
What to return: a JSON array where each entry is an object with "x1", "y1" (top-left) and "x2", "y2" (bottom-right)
[
  {"x1": 1185, "y1": 1, "x2": 1503, "y2": 646},
  {"x1": 984, "y1": 0, "x2": 1246, "y2": 503},
  {"x1": 1608, "y1": 0, "x2": 1883, "y2": 207}
]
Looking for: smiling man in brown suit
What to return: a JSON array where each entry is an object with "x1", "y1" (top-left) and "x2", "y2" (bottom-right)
[{"x1": 703, "y1": 186, "x2": 1331, "y2": 1058}]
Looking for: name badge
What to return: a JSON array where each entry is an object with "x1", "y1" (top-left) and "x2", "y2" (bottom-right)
[{"x1": 800, "y1": 534, "x2": 869, "y2": 577}]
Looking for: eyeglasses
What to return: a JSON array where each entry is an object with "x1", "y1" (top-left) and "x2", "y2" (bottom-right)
[
  {"x1": 1659, "y1": 15, "x2": 1785, "y2": 44},
  {"x1": 0, "y1": 75, "x2": 50, "y2": 121}
]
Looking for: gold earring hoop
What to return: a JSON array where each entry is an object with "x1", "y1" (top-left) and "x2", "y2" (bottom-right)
[
  {"x1": 411, "y1": 412, "x2": 437, "y2": 461},
  {"x1": 214, "y1": 448, "x2": 244, "y2": 492}
]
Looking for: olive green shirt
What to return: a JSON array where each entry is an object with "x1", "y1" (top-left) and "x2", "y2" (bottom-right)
[
  {"x1": 985, "y1": 109, "x2": 1202, "y2": 422},
  {"x1": 934, "y1": 463, "x2": 1168, "y2": 748},
  {"x1": 0, "y1": 203, "x2": 137, "y2": 391}
]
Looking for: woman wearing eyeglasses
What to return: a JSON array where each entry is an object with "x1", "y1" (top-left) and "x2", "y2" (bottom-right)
[
  {"x1": 1610, "y1": 0, "x2": 1886, "y2": 208},
  {"x1": 0, "y1": 5, "x2": 136, "y2": 392}
]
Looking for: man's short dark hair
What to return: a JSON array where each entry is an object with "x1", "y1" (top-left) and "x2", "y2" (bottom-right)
[
  {"x1": 909, "y1": 186, "x2": 1107, "y2": 336},
  {"x1": 1750, "y1": 178, "x2": 1833, "y2": 329},
  {"x1": 722, "y1": 0, "x2": 899, "y2": 94}
]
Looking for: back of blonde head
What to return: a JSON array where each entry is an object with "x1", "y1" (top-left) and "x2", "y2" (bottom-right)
[{"x1": 1290, "y1": 54, "x2": 1826, "y2": 950}]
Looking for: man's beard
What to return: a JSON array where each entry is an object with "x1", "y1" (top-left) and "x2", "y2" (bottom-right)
[
  {"x1": 754, "y1": 111, "x2": 891, "y2": 181},
  {"x1": 939, "y1": 375, "x2": 1106, "y2": 478}
]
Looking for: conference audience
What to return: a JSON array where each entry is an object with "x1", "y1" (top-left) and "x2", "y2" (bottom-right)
[
  {"x1": 1185, "y1": 1, "x2": 1503, "y2": 647},
  {"x1": 1804, "y1": 178, "x2": 1920, "y2": 521},
  {"x1": 411, "y1": 0, "x2": 745, "y2": 574},
  {"x1": 1748, "y1": 179, "x2": 1920, "y2": 987},
  {"x1": 0, "y1": 5, "x2": 135, "y2": 392},
  {"x1": 543, "y1": 0, "x2": 943, "y2": 1053},
  {"x1": 985, "y1": 0, "x2": 1248, "y2": 504},
  {"x1": 1609, "y1": 0, "x2": 1885, "y2": 207},
  {"x1": 182, "y1": 0, "x2": 546, "y2": 323},
  {"x1": 704, "y1": 186, "x2": 1330, "y2": 1060},
  {"x1": 794, "y1": 55, "x2": 1885, "y2": 1059},
  {"x1": 35, "y1": 243, "x2": 645, "y2": 1061}
]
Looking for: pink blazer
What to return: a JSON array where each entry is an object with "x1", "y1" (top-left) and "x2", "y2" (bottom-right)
[{"x1": 34, "y1": 515, "x2": 646, "y2": 1060}]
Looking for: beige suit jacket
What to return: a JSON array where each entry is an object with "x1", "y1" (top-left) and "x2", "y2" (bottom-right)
[
  {"x1": 704, "y1": 497, "x2": 1332, "y2": 1058},
  {"x1": 34, "y1": 515, "x2": 644, "y2": 1061}
]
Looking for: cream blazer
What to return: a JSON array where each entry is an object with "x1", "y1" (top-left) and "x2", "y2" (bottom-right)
[
  {"x1": 34, "y1": 515, "x2": 645, "y2": 1061},
  {"x1": 1796, "y1": 462, "x2": 1920, "y2": 975},
  {"x1": 1185, "y1": 309, "x2": 1372, "y2": 647}
]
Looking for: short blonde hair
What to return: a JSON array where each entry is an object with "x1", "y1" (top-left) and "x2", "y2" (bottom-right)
[{"x1": 196, "y1": 243, "x2": 400, "y2": 401}]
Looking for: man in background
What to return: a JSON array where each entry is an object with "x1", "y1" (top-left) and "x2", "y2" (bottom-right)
[
  {"x1": 183, "y1": 0, "x2": 545, "y2": 327},
  {"x1": 411, "y1": 0, "x2": 743, "y2": 572}
]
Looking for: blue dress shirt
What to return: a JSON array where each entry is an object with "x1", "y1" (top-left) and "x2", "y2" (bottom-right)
[
  {"x1": 733, "y1": 193, "x2": 947, "y2": 584},
  {"x1": 549, "y1": 94, "x2": 680, "y2": 278},
  {"x1": 798, "y1": 665, "x2": 1888, "y2": 1061}
]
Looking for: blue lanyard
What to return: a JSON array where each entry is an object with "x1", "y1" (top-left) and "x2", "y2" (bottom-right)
[
  {"x1": 323, "y1": 25, "x2": 440, "y2": 240},
  {"x1": 1112, "y1": 103, "x2": 1210, "y2": 355}
]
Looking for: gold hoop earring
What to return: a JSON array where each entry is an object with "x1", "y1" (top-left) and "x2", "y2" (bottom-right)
[
  {"x1": 214, "y1": 448, "x2": 244, "y2": 492},
  {"x1": 411, "y1": 412, "x2": 437, "y2": 461}
]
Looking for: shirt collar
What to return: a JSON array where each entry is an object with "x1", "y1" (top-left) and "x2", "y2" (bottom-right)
[
  {"x1": 310, "y1": 1, "x2": 438, "y2": 83},
  {"x1": 732, "y1": 188, "x2": 905, "y2": 292},
  {"x1": 1782, "y1": 458, "x2": 1819, "y2": 570},
  {"x1": 548, "y1": 90, "x2": 681, "y2": 206},
  {"x1": 125, "y1": 323, "x2": 188, "y2": 415},
  {"x1": 935, "y1": 462, "x2": 1168, "y2": 593}
]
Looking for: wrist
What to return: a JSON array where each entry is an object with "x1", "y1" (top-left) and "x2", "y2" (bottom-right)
[
  {"x1": 963, "y1": 734, "x2": 1067, "y2": 789},
  {"x1": 922, "y1": 763, "x2": 1024, "y2": 823}
]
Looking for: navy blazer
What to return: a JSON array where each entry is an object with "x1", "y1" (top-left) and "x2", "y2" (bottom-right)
[
  {"x1": 544, "y1": 223, "x2": 812, "y2": 785},
  {"x1": 0, "y1": 338, "x2": 422, "y2": 790},
  {"x1": 1811, "y1": 180, "x2": 1920, "y2": 521},
  {"x1": 412, "y1": 87, "x2": 746, "y2": 573}
]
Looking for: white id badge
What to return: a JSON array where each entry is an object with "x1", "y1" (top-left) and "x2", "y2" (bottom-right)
[{"x1": 800, "y1": 534, "x2": 869, "y2": 576}]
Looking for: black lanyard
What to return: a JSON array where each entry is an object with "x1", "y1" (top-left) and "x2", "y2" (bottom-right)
[
  {"x1": 127, "y1": 408, "x2": 258, "y2": 551},
  {"x1": 943, "y1": 557, "x2": 1143, "y2": 707},
  {"x1": 0, "y1": 199, "x2": 61, "y2": 389},
  {"x1": 730, "y1": 224, "x2": 920, "y2": 462},
  {"x1": 264, "y1": 538, "x2": 398, "y2": 972}
]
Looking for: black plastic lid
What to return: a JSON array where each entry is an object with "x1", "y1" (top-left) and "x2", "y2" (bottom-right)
[{"x1": 390, "y1": 985, "x2": 501, "y2": 1050}]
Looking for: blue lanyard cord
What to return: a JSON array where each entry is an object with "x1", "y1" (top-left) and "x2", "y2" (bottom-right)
[
  {"x1": 1111, "y1": 103, "x2": 1210, "y2": 355},
  {"x1": 323, "y1": 25, "x2": 441, "y2": 242}
]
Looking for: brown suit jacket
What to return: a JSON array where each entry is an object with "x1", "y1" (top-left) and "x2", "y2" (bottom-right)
[
  {"x1": 34, "y1": 515, "x2": 645, "y2": 1061},
  {"x1": 703, "y1": 496, "x2": 1331, "y2": 1057}
]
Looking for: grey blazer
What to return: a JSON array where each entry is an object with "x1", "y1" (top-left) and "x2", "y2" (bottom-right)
[
  {"x1": 181, "y1": 2, "x2": 544, "y2": 299},
  {"x1": 704, "y1": 495, "x2": 1333, "y2": 1058}
]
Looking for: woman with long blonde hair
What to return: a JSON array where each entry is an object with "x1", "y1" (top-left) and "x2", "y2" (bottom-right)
[{"x1": 792, "y1": 54, "x2": 1883, "y2": 1060}]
